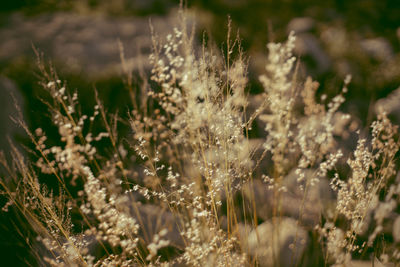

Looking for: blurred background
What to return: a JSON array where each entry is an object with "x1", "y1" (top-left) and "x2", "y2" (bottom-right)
[{"x1": 0, "y1": 0, "x2": 400, "y2": 265}]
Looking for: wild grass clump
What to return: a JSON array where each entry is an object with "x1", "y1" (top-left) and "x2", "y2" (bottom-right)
[{"x1": 1, "y1": 8, "x2": 399, "y2": 267}]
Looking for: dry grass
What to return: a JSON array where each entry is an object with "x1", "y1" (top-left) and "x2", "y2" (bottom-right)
[{"x1": 1, "y1": 7, "x2": 399, "y2": 267}]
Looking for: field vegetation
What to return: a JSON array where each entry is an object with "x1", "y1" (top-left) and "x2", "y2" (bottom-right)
[{"x1": 1, "y1": 4, "x2": 400, "y2": 267}]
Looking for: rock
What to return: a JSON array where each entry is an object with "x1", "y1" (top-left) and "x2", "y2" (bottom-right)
[
  {"x1": 360, "y1": 37, "x2": 393, "y2": 61},
  {"x1": 397, "y1": 27, "x2": 400, "y2": 41},
  {"x1": 287, "y1": 17, "x2": 315, "y2": 34},
  {"x1": 242, "y1": 170, "x2": 334, "y2": 226},
  {"x1": 237, "y1": 222, "x2": 252, "y2": 245},
  {"x1": 320, "y1": 26, "x2": 349, "y2": 57},
  {"x1": 393, "y1": 216, "x2": 400, "y2": 243},
  {"x1": 130, "y1": 203, "x2": 184, "y2": 248},
  {"x1": 293, "y1": 33, "x2": 331, "y2": 74},
  {"x1": 0, "y1": 10, "x2": 195, "y2": 78},
  {"x1": 348, "y1": 259, "x2": 392, "y2": 267},
  {"x1": 246, "y1": 217, "x2": 308, "y2": 267},
  {"x1": 282, "y1": 169, "x2": 334, "y2": 225},
  {"x1": 0, "y1": 77, "x2": 24, "y2": 153},
  {"x1": 242, "y1": 179, "x2": 273, "y2": 221},
  {"x1": 374, "y1": 87, "x2": 400, "y2": 124}
]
